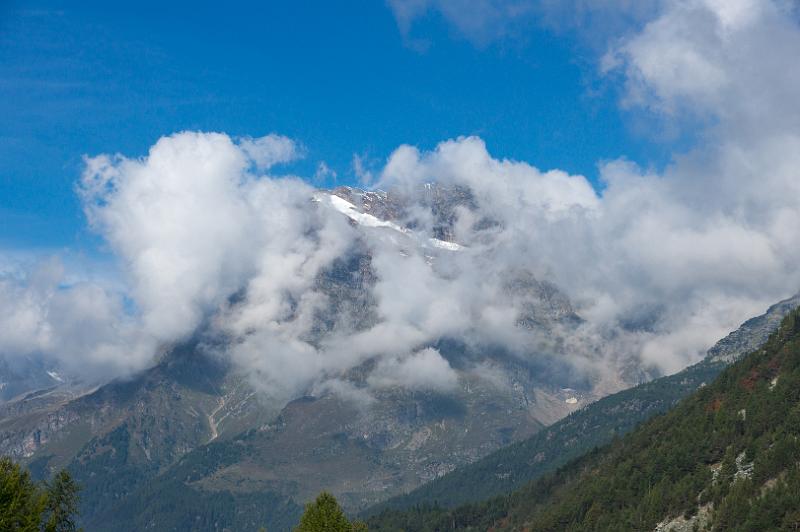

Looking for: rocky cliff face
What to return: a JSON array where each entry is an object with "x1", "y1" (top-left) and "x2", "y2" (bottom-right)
[{"x1": 705, "y1": 293, "x2": 800, "y2": 364}]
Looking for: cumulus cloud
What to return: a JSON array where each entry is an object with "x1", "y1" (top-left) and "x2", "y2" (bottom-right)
[
  {"x1": 377, "y1": 0, "x2": 800, "y2": 375},
  {"x1": 66, "y1": 129, "x2": 605, "y2": 401},
  {"x1": 80, "y1": 132, "x2": 258, "y2": 343},
  {"x1": 3, "y1": 0, "x2": 800, "y2": 409},
  {"x1": 76, "y1": 131, "x2": 360, "y2": 396},
  {"x1": 0, "y1": 131, "x2": 355, "y2": 388}
]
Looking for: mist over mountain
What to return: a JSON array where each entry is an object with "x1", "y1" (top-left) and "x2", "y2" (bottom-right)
[{"x1": 2, "y1": 1, "x2": 800, "y2": 530}]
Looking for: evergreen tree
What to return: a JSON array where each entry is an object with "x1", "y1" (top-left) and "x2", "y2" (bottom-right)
[
  {"x1": 42, "y1": 469, "x2": 81, "y2": 532},
  {"x1": 0, "y1": 457, "x2": 46, "y2": 531},
  {"x1": 0, "y1": 457, "x2": 81, "y2": 532},
  {"x1": 294, "y1": 492, "x2": 363, "y2": 532}
]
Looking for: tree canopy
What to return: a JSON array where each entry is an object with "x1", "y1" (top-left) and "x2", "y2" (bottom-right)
[
  {"x1": 294, "y1": 492, "x2": 367, "y2": 532},
  {"x1": 0, "y1": 457, "x2": 81, "y2": 532}
]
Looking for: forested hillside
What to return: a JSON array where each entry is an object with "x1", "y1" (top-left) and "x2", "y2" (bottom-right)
[{"x1": 369, "y1": 307, "x2": 800, "y2": 531}]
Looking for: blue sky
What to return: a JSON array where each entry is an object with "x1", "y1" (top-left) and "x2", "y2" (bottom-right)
[{"x1": 1, "y1": 0, "x2": 676, "y2": 250}]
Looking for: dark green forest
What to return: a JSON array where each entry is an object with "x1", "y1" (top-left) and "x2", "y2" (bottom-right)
[{"x1": 79, "y1": 429, "x2": 302, "y2": 531}]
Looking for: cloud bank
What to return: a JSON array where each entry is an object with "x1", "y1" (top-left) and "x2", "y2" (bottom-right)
[{"x1": 1, "y1": 0, "x2": 799, "y2": 406}]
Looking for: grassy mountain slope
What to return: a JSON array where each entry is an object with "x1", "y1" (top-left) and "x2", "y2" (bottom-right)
[
  {"x1": 368, "y1": 306, "x2": 800, "y2": 531},
  {"x1": 365, "y1": 294, "x2": 800, "y2": 514}
]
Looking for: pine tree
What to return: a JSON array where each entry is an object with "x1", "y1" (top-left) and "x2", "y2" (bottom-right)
[
  {"x1": 42, "y1": 469, "x2": 81, "y2": 532},
  {"x1": 0, "y1": 456, "x2": 47, "y2": 531},
  {"x1": 0, "y1": 457, "x2": 82, "y2": 532},
  {"x1": 294, "y1": 492, "x2": 361, "y2": 532}
]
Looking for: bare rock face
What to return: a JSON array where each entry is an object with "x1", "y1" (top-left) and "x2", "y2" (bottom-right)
[
  {"x1": 706, "y1": 293, "x2": 800, "y2": 364},
  {"x1": 654, "y1": 504, "x2": 712, "y2": 532},
  {"x1": 331, "y1": 183, "x2": 476, "y2": 244}
]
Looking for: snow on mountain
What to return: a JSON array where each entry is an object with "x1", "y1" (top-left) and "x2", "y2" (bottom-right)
[{"x1": 324, "y1": 191, "x2": 463, "y2": 251}]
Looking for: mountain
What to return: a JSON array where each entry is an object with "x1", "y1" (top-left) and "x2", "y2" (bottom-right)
[
  {"x1": 0, "y1": 185, "x2": 622, "y2": 530},
  {"x1": 65, "y1": 336, "x2": 601, "y2": 531},
  {"x1": 5, "y1": 185, "x2": 789, "y2": 530},
  {"x1": 367, "y1": 305, "x2": 800, "y2": 531},
  {"x1": 364, "y1": 292, "x2": 800, "y2": 514},
  {"x1": 2, "y1": 344, "x2": 277, "y2": 519},
  {"x1": 5, "y1": 343, "x2": 567, "y2": 530}
]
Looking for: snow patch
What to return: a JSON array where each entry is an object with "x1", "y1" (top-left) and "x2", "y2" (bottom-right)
[
  {"x1": 329, "y1": 194, "x2": 407, "y2": 232},
  {"x1": 428, "y1": 238, "x2": 462, "y2": 251},
  {"x1": 327, "y1": 193, "x2": 462, "y2": 252}
]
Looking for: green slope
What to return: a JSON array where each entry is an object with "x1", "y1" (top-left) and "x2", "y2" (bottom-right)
[
  {"x1": 368, "y1": 306, "x2": 800, "y2": 531},
  {"x1": 365, "y1": 294, "x2": 800, "y2": 515}
]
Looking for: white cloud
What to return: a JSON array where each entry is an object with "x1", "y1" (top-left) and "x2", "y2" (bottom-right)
[
  {"x1": 381, "y1": 137, "x2": 599, "y2": 215},
  {"x1": 606, "y1": 0, "x2": 800, "y2": 132},
  {"x1": 77, "y1": 131, "x2": 359, "y2": 397},
  {"x1": 239, "y1": 133, "x2": 302, "y2": 170},
  {"x1": 3, "y1": 1, "x2": 800, "y2": 408},
  {"x1": 373, "y1": 0, "x2": 800, "y2": 376},
  {"x1": 0, "y1": 257, "x2": 155, "y2": 381},
  {"x1": 80, "y1": 132, "x2": 261, "y2": 343},
  {"x1": 388, "y1": 0, "x2": 663, "y2": 48},
  {"x1": 368, "y1": 348, "x2": 459, "y2": 391},
  {"x1": 70, "y1": 130, "x2": 618, "y2": 401}
]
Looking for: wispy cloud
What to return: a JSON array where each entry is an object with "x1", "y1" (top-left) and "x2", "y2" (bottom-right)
[{"x1": 386, "y1": 0, "x2": 663, "y2": 49}]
